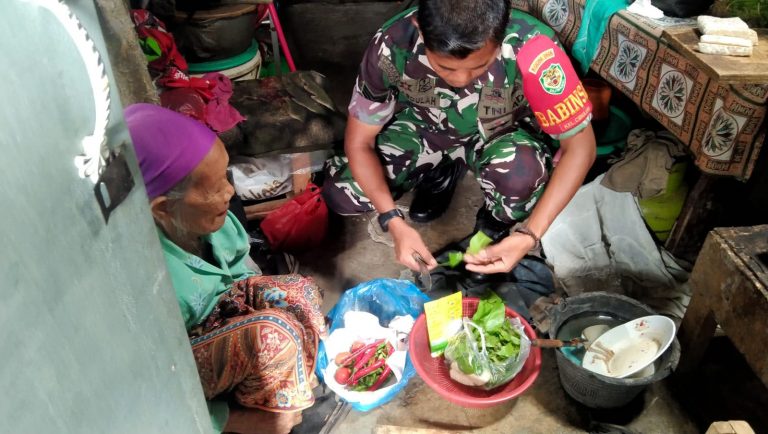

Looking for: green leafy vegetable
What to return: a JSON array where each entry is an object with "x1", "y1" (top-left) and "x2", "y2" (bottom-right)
[
  {"x1": 440, "y1": 231, "x2": 493, "y2": 268},
  {"x1": 466, "y1": 231, "x2": 493, "y2": 255},
  {"x1": 447, "y1": 332, "x2": 481, "y2": 375},
  {"x1": 351, "y1": 368, "x2": 384, "y2": 391},
  {"x1": 444, "y1": 292, "x2": 524, "y2": 389},
  {"x1": 471, "y1": 293, "x2": 521, "y2": 365},
  {"x1": 472, "y1": 291, "x2": 506, "y2": 331},
  {"x1": 439, "y1": 251, "x2": 464, "y2": 268}
]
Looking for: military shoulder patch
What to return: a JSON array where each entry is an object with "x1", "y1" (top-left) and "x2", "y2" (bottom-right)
[
  {"x1": 516, "y1": 35, "x2": 592, "y2": 137},
  {"x1": 539, "y1": 63, "x2": 566, "y2": 95}
]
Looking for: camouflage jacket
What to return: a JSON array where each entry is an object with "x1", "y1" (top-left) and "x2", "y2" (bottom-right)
[{"x1": 349, "y1": 8, "x2": 589, "y2": 149}]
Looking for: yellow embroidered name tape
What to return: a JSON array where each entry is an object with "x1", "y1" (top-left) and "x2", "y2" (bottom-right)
[{"x1": 528, "y1": 48, "x2": 555, "y2": 74}]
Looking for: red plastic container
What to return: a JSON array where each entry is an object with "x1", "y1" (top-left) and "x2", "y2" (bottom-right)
[{"x1": 409, "y1": 297, "x2": 542, "y2": 408}]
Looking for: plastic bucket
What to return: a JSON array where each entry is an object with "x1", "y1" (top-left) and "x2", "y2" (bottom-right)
[
  {"x1": 549, "y1": 292, "x2": 680, "y2": 409},
  {"x1": 171, "y1": 4, "x2": 262, "y2": 63},
  {"x1": 189, "y1": 41, "x2": 261, "y2": 81}
]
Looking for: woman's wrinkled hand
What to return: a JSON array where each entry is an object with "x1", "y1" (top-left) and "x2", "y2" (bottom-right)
[
  {"x1": 225, "y1": 407, "x2": 301, "y2": 434},
  {"x1": 463, "y1": 232, "x2": 536, "y2": 274},
  {"x1": 389, "y1": 218, "x2": 437, "y2": 272}
]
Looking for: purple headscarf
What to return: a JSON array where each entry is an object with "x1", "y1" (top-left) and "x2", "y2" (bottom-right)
[{"x1": 124, "y1": 103, "x2": 217, "y2": 199}]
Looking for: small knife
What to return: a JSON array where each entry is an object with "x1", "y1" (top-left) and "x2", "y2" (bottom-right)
[{"x1": 412, "y1": 252, "x2": 433, "y2": 293}]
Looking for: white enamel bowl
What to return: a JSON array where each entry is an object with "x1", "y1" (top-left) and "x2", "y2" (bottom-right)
[{"x1": 582, "y1": 315, "x2": 675, "y2": 379}]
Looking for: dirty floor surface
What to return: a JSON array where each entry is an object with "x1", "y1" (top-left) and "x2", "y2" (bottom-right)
[{"x1": 295, "y1": 177, "x2": 699, "y2": 434}]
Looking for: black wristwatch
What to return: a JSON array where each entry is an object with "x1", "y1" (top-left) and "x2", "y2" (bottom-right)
[{"x1": 378, "y1": 208, "x2": 405, "y2": 232}]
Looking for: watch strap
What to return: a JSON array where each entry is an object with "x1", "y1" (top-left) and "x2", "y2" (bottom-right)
[{"x1": 378, "y1": 208, "x2": 405, "y2": 232}]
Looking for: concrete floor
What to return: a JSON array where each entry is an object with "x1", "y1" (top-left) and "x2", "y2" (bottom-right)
[
  {"x1": 333, "y1": 358, "x2": 695, "y2": 434},
  {"x1": 296, "y1": 176, "x2": 699, "y2": 434},
  {"x1": 300, "y1": 175, "x2": 481, "y2": 315}
]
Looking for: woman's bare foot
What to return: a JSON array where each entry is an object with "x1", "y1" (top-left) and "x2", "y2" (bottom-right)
[{"x1": 224, "y1": 407, "x2": 302, "y2": 434}]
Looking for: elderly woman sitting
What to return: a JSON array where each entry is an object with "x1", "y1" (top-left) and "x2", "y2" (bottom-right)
[{"x1": 125, "y1": 104, "x2": 325, "y2": 434}]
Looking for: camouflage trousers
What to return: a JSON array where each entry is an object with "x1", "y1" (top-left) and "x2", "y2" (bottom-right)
[{"x1": 323, "y1": 110, "x2": 552, "y2": 224}]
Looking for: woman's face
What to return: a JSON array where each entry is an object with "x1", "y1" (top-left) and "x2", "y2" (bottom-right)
[{"x1": 170, "y1": 139, "x2": 234, "y2": 237}]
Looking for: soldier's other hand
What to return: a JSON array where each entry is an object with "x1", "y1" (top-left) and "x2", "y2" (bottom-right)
[
  {"x1": 463, "y1": 232, "x2": 536, "y2": 274},
  {"x1": 389, "y1": 219, "x2": 437, "y2": 271}
]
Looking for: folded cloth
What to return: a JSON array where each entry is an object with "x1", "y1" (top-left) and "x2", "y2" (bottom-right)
[
  {"x1": 698, "y1": 15, "x2": 758, "y2": 45},
  {"x1": 700, "y1": 34, "x2": 753, "y2": 47},
  {"x1": 542, "y1": 175, "x2": 692, "y2": 323},
  {"x1": 697, "y1": 42, "x2": 753, "y2": 57},
  {"x1": 600, "y1": 129, "x2": 686, "y2": 199}
]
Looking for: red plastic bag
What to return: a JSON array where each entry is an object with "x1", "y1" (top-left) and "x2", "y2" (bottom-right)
[{"x1": 260, "y1": 183, "x2": 328, "y2": 253}]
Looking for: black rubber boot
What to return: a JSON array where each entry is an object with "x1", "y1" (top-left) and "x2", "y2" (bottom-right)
[
  {"x1": 408, "y1": 161, "x2": 466, "y2": 223},
  {"x1": 463, "y1": 207, "x2": 514, "y2": 284},
  {"x1": 453, "y1": 207, "x2": 512, "y2": 251}
]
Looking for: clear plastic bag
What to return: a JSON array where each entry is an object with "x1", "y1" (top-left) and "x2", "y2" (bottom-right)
[{"x1": 443, "y1": 316, "x2": 531, "y2": 390}]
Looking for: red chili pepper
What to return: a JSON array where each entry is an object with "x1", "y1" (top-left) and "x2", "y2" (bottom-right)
[
  {"x1": 353, "y1": 347, "x2": 377, "y2": 371},
  {"x1": 368, "y1": 365, "x2": 392, "y2": 391},
  {"x1": 349, "y1": 358, "x2": 386, "y2": 384},
  {"x1": 341, "y1": 339, "x2": 384, "y2": 366},
  {"x1": 340, "y1": 346, "x2": 368, "y2": 367}
]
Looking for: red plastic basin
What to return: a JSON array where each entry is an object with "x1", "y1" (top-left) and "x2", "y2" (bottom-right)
[{"x1": 409, "y1": 297, "x2": 542, "y2": 408}]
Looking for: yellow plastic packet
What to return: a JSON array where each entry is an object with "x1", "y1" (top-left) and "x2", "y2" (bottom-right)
[{"x1": 423, "y1": 292, "x2": 464, "y2": 357}]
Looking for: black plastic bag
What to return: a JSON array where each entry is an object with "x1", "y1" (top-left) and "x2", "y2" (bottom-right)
[{"x1": 651, "y1": 0, "x2": 714, "y2": 18}]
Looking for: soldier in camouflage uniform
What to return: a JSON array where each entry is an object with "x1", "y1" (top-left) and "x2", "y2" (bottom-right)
[{"x1": 323, "y1": 0, "x2": 596, "y2": 273}]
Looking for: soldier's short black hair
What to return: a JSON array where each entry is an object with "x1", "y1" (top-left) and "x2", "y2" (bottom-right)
[{"x1": 418, "y1": 0, "x2": 510, "y2": 59}]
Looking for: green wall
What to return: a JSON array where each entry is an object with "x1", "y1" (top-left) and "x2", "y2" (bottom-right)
[{"x1": 0, "y1": 1, "x2": 212, "y2": 432}]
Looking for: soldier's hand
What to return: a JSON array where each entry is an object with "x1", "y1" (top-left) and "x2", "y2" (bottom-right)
[
  {"x1": 463, "y1": 232, "x2": 536, "y2": 274},
  {"x1": 389, "y1": 218, "x2": 437, "y2": 271}
]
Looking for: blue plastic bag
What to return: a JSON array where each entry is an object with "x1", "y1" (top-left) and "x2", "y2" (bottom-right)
[{"x1": 316, "y1": 279, "x2": 429, "y2": 411}]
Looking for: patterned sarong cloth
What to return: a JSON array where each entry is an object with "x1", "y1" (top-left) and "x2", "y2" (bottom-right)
[{"x1": 190, "y1": 275, "x2": 326, "y2": 412}]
